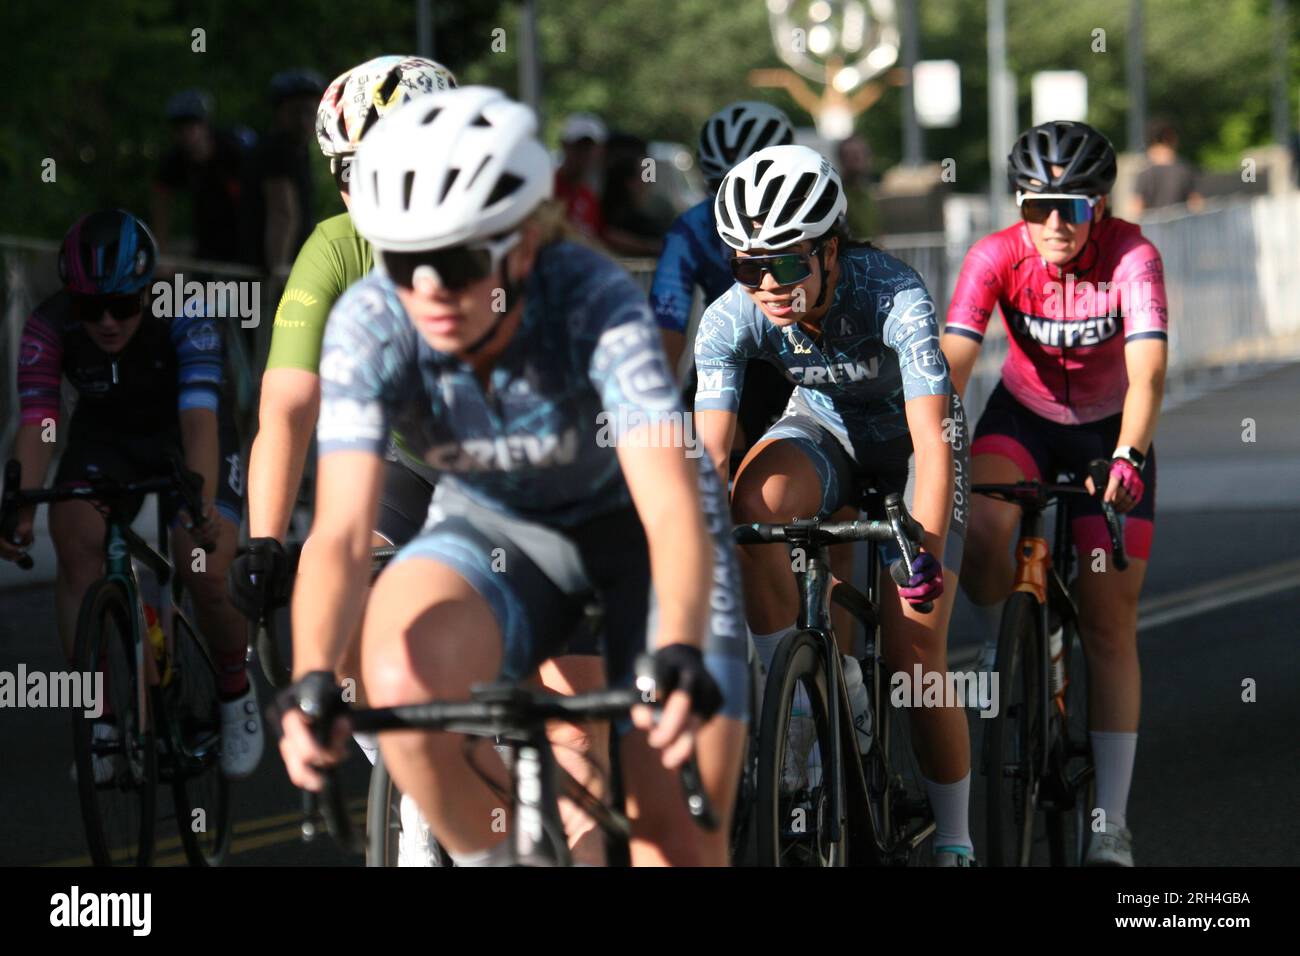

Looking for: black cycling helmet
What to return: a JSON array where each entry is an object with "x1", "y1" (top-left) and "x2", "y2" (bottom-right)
[
  {"x1": 58, "y1": 209, "x2": 158, "y2": 296},
  {"x1": 165, "y1": 88, "x2": 214, "y2": 123},
  {"x1": 271, "y1": 68, "x2": 326, "y2": 105},
  {"x1": 1007, "y1": 120, "x2": 1117, "y2": 195}
]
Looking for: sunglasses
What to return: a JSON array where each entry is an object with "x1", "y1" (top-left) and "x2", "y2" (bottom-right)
[
  {"x1": 380, "y1": 232, "x2": 521, "y2": 292},
  {"x1": 1016, "y1": 192, "x2": 1099, "y2": 225},
  {"x1": 730, "y1": 246, "x2": 820, "y2": 289},
  {"x1": 76, "y1": 294, "x2": 142, "y2": 323}
]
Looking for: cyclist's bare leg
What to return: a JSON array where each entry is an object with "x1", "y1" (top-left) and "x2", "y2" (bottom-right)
[
  {"x1": 173, "y1": 515, "x2": 245, "y2": 663},
  {"x1": 827, "y1": 504, "x2": 858, "y2": 653},
  {"x1": 620, "y1": 714, "x2": 746, "y2": 866},
  {"x1": 49, "y1": 498, "x2": 108, "y2": 662},
  {"x1": 1074, "y1": 555, "x2": 1146, "y2": 733},
  {"x1": 730, "y1": 438, "x2": 824, "y2": 631},
  {"x1": 879, "y1": 567, "x2": 969, "y2": 782},
  {"x1": 530, "y1": 655, "x2": 608, "y2": 866},
  {"x1": 960, "y1": 452, "x2": 1024, "y2": 606},
  {"x1": 329, "y1": 530, "x2": 393, "y2": 704},
  {"x1": 361, "y1": 556, "x2": 507, "y2": 857}
]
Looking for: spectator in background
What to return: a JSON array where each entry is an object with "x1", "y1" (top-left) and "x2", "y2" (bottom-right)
[
  {"x1": 554, "y1": 112, "x2": 606, "y2": 239},
  {"x1": 249, "y1": 69, "x2": 326, "y2": 276},
  {"x1": 1133, "y1": 119, "x2": 1204, "y2": 216},
  {"x1": 600, "y1": 131, "x2": 664, "y2": 256},
  {"x1": 152, "y1": 88, "x2": 257, "y2": 265},
  {"x1": 838, "y1": 133, "x2": 880, "y2": 240}
]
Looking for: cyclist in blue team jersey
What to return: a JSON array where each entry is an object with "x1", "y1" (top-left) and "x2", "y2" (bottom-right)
[
  {"x1": 275, "y1": 87, "x2": 748, "y2": 866},
  {"x1": 651, "y1": 101, "x2": 797, "y2": 453},
  {"x1": 693, "y1": 145, "x2": 976, "y2": 866}
]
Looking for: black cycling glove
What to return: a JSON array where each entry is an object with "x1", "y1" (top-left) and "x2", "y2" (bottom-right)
[
  {"x1": 228, "y1": 537, "x2": 292, "y2": 622},
  {"x1": 271, "y1": 670, "x2": 347, "y2": 743},
  {"x1": 650, "y1": 644, "x2": 722, "y2": 721}
]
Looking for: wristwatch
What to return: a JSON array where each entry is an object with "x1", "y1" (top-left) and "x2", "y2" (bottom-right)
[{"x1": 1112, "y1": 445, "x2": 1146, "y2": 472}]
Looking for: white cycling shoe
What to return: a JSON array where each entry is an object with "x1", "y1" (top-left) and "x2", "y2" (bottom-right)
[
  {"x1": 934, "y1": 845, "x2": 977, "y2": 867},
  {"x1": 398, "y1": 793, "x2": 445, "y2": 867},
  {"x1": 1086, "y1": 821, "x2": 1135, "y2": 867},
  {"x1": 219, "y1": 683, "x2": 264, "y2": 779},
  {"x1": 70, "y1": 722, "x2": 123, "y2": 785}
]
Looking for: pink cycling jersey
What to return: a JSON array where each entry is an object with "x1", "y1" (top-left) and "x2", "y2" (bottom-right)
[{"x1": 945, "y1": 215, "x2": 1168, "y2": 425}]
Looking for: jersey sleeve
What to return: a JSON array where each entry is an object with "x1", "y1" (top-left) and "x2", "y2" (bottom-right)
[
  {"x1": 171, "y1": 298, "x2": 224, "y2": 413},
  {"x1": 266, "y1": 224, "x2": 347, "y2": 373},
  {"x1": 883, "y1": 281, "x2": 953, "y2": 401},
  {"x1": 691, "y1": 291, "x2": 753, "y2": 415},
  {"x1": 573, "y1": 257, "x2": 681, "y2": 444},
  {"x1": 1115, "y1": 238, "x2": 1169, "y2": 343},
  {"x1": 649, "y1": 214, "x2": 702, "y2": 334},
  {"x1": 316, "y1": 283, "x2": 410, "y2": 458},
  {"x1": 945, "y1": 238, "x2": 1004, "y2": 342},
  {"x1": 16, "y1": 310, "x2": 64, "y2": 426}
]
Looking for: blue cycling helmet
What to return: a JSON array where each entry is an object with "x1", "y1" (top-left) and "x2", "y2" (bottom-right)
[{"x1": 58, "y1": 210, "x2": 158, "y2": 295}]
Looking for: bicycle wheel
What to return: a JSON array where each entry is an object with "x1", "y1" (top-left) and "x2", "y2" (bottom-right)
[
  {"x1": 756, "y1": 630, "x2": 847, "y2": 867},
  {"x1": 1046, "y1": 616, "x2": 1094, "y2": 866},
  {"x1": 728, "y1": 647, "x2": 765, "y2": 866},
  {"x1": 874, "y1": 662, "x2": 934, "y2": 865},
  {"x1": 72, "y1": 580, "x2": 157, "y2": 866},
  {"x1": 984, "y1": 591, "x2": 1046, "y2": 866},
  {"x1": 366, "y1": 754, "x2": 453, "y2": 867},
  {"x1": 168, "y1": 612, "x2": 232, "y2": 866}
]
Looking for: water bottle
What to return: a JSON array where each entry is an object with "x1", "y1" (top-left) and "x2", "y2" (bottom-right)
[{"x1": 842, "y1": 656, "x2": 873, "y2": 757}]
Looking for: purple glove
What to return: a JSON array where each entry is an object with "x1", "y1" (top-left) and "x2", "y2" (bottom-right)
[
  {"x1": 898, "y1": 551, "x2": 943, "y2": 606},
  {"x1": 1109, "y1": 458, "x2": 1145, "y2": 505}
]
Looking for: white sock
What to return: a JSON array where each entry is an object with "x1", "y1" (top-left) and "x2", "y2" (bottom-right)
[
  {"x1": 447, "y1": 839, "x2": 514, "y2": 867},
  {"x1": 354, "y1": 731, "x2": 379, "y2": 767},
  {"x1": 750, "y1": 625, "x2": 796, "y2": 674},
  {"x1": 923, "y1": 772, "x2": 974, "y2": 854},
  {"x1": 1090, "y1": 730, "x2": 1137, "y2": 830}
]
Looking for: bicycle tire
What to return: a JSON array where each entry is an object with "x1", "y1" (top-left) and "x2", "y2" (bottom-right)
[
  {"x1": 728, "y1": 647, "x2": 765, "y2": 866},
  {"x1": 1047, "y1": 616, "x2": 1094, "y2": 866},
  {"x1": 985, "y1": 591, "x2": 1044, "y2": 866},
  {"x1": 169, "y1": 612, "x2": 232, "y2": 866},
  {"x1": 756, "y1": 630, "x2": 847, "y2": 867},
  {"x1": 365, "y1": 754, "x2": 453, "y2": 867},
  {"x1": 874, "y1": 665, "x2": 934, "y2": 865},
  {"x1": 72, "y1": 579, "x2": 157, "y2": 866}
]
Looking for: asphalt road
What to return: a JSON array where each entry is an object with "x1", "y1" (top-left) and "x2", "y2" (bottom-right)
[{"x1": 2, "y1": 363, "x2": 1297, "y2": 866}]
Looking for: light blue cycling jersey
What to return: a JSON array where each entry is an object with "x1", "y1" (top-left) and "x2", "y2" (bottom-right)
[
  {"x1": 649, "y1": 199, "x2": 734, "y2": 334},
  {"x1": 316, "y1": 241, "x2": 686, "y2": 527},
  {"x1": 693, "y1": 244, "x2": 952, "y2": 450}
]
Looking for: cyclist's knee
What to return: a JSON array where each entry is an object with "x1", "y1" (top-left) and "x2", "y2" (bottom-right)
[{"x1": 731, "y1": 472, "x2": 817, "y2": 524}]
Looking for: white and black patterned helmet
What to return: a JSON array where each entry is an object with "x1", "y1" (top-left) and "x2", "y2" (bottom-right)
[
  {"x1": 714, "y1": 144, "x2": 846, "y2": 251},
  {"x1": 315, "y1": 55, "x2": 457, "y2": 159},
  {"x1": 698, "y1": 101, "x2": 795, "y2": 185},
  {"x1": 350, "y1": 86, "x2": 553, "y2": 251}
]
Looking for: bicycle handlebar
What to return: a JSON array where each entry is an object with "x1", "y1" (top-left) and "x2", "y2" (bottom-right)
[
  {"x1": 733, "y1": 492, "x2": 934, "y2": 613},
  {"x1": 297, "y1": 658, "x2": 717, "y2": 860},
  {"x1": 971, "y1": 458, "x2": 1127, "y2": 571},
  {"x1": 1, "y1": 458, "x2": 206, "y2": 570}
]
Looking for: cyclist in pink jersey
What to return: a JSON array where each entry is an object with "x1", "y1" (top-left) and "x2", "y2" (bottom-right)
[{"x1": 942, "y1": 121, "x2": 1168, "y2": 867}]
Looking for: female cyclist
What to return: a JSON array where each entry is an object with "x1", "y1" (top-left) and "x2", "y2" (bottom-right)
[
  {"x1": 276, "y1": 86, "x2": 748, "y2": 866},
  {"x1": 694, "y1": 144, "x2": 975, "y2": 866},
  {"x1": 942, "y1": 121, "x2": 1167, "y2": 867}
]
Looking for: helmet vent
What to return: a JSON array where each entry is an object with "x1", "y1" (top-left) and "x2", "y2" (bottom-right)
[
  {"x1": 804, "y1": 179, "x2": 841, "y2": 224},
  {"x1": 402, "y1": 170, "x2": 417, "y2": 210},
  {"x1": 465, "y1": 154, "x2": 492, "y2": 190},
  {"x1": 773, "y1": 171, "x2": 817, "y2": 226},
  {"x1": 754, "y1": 159, "x2": 774, "y2": 182},
  {"x1": 486, "y1": 172, "x2": 524, "y2": 207},
  {"x1": 420, "y1": 106, "x2": 442, "y2": 125},
  {"x1": 439, "y1": 167, "x2": 461, "y2": 203},
  {"x1": 471, "y1": 113, "x2": 492, "y2": 127}
]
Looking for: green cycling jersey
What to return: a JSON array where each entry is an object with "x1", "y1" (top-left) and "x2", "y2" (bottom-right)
[{"x1": 266, "y1": 211, "x2": 429, "y2": 478}]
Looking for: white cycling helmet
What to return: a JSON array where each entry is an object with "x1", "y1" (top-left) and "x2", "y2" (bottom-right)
[
  {"x1": 698, "y1": 101, "x2": 795, "y2": 184},
  {"x1": 350, "y1": 86, "x2": 554, "y2": 252},
  {"x1": 315, "y1": 55, "x2": 457, "y2": 159},
  {"x1": 714, "y1": 144, "x2": 847, "y2": 252}
]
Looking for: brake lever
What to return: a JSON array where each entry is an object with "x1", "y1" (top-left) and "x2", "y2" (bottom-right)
[
  {"x1": 1086, "y1": 459, "x2": 1129, "y2": 571},
  {"x1": 884, "y1": 494, "x2": 933, "y2": 614}
]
